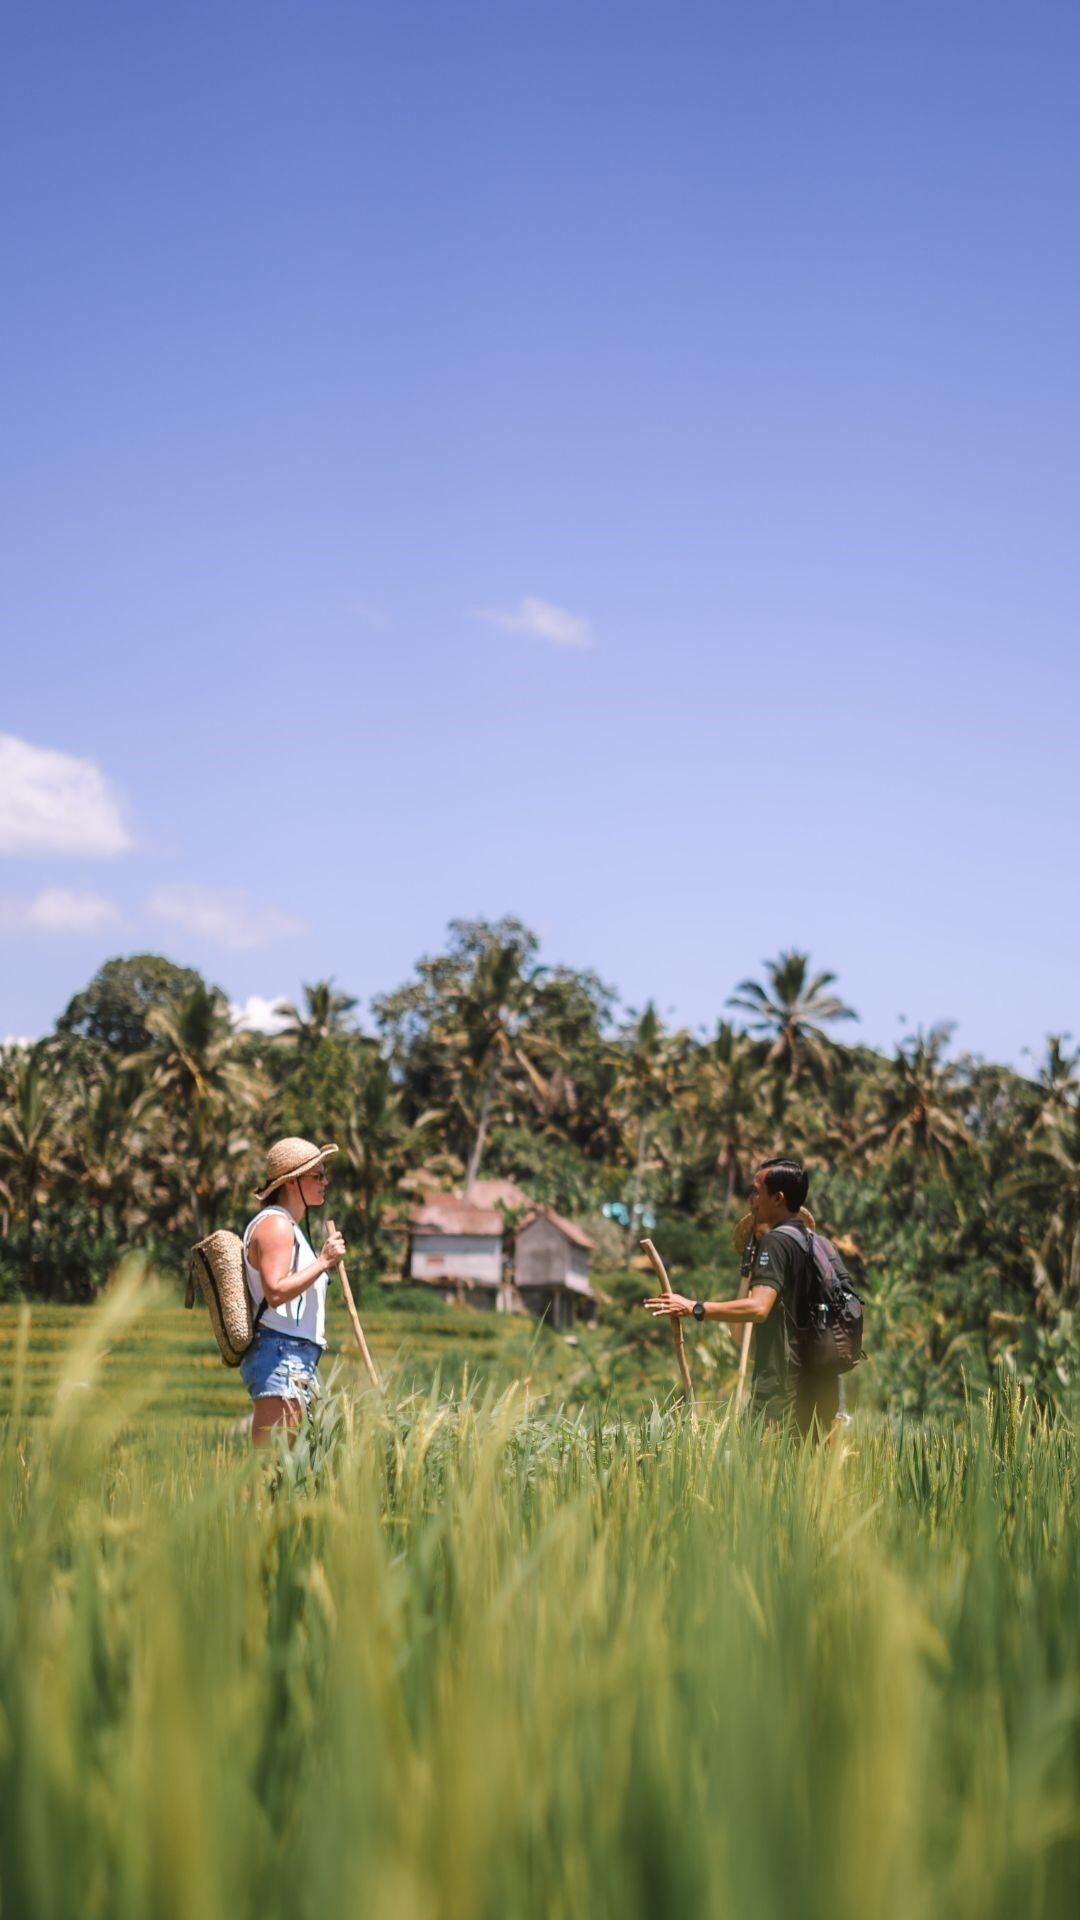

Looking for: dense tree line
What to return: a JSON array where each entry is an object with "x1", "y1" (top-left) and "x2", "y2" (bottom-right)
[{"x1": 1, "y1": 921, "x2": 1076, "y2": 1410}]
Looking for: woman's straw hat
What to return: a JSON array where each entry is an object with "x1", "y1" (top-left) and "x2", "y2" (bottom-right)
[{"x1": 254, "y1": 1137, "x2": 339, "y2": 1202}]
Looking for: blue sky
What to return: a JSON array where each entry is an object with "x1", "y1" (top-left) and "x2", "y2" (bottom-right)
[{"x1": 2, "y1": 0, "x2": 1077, "y2": 1067}]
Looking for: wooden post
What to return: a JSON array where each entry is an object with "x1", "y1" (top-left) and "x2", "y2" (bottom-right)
[
  {"x1": 325, "y1": 1219, "x2": 382, "y2": 1392},
  {"x1": 640, "y1": 1238, "x2": 696, "y2": 1417}
]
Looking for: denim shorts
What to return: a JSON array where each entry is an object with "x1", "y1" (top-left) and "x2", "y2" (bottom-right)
[{"x1": 240, "y1": 1330, "x2": 323, "y2": 1403}]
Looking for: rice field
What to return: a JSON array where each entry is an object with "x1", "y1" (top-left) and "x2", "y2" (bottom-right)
[
  {"x1": 1, "y1": 1270, "x2": 1077, "y2": 1920},
  {"x1": 0, "y1": 1274, "x2": 587, "y2": 1433}
]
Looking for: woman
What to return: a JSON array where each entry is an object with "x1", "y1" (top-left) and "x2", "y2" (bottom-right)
[{"x1": 241, "y1": 1136, "x2": 345, "y2": 1447}]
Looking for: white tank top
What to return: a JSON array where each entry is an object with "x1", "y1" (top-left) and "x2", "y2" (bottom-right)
[{"x1": 243, "y1": 1206, "x2": 328, "y2": 1349}]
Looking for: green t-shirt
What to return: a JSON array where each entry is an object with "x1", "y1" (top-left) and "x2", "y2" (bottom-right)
[{"x1": 749, "y1": 1222, "x2": 807, "y2": 1419}]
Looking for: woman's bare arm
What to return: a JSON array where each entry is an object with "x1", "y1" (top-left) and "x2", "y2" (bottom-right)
[{"x1": 249, "y1": 1214, "x2": 344, "y2": 1310}]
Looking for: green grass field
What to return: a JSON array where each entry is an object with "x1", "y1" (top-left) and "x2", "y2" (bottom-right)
[
  {"x1": 1, "y1": 1275, "x2": 1077, "y2": 1920},
  {"x1": 0, "y1": 1280, "x2": 599, "y2": 1430}
]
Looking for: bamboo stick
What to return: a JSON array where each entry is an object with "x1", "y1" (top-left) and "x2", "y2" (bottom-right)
[
  {"x1": 731, "y1": 1212, "x2": 756, "y2": 1415},
  {"x1": 325, "y1": 1219, "x2": 382, "y2": 1392},
  {"x1": 734, "y1": 1305, "x2": 754, "y2": 1414},
  {"x1": 640, "y1": 1238, "x2": 696, "y2": 1417}
]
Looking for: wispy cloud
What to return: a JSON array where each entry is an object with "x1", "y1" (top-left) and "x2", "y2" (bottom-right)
[
  {"x1": 474, "y1": 596, "x2": 593, "y2": 650},
  {"x1": 149, "y1": 885, "x2": 306, "y2": 952},
  {"x1": 0, "y1": 734, "x2": 133, "y2": 856},
  {"x1": 229, "y1": 994, "x2": 293, "y2": 1034},
  {"x1": 0, "y1": 888, "x2": 122, "y2": 935}
]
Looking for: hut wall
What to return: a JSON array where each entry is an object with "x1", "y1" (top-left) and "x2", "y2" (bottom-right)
[
  {"x1": 516, "y1": 1217, "x2": 572, "y2": 1288},
  {"x1": 409, "y1": 1233, "x2": 502, "y2": 1287}
]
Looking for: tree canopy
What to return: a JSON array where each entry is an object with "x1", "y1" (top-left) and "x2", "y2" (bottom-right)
[{"x1": 58, "y1": 954, "x2": 208, "y2": 1055}]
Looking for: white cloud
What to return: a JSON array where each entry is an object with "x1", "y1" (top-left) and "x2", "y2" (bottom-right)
[
  {"x1": 149, "y1": 885, "x2": 306, "y2": 952},
  {"x1": 0, "y1": 888, "x2": 122, "y2": 935},
  {"x1": 229, "y1": 994, "x2": 293, "y2": 1035},
  {"x1": 0, "y1": 734, "x2": 133, "y2": 856},
  {"x1": 474, "y1": 596, "x2": 593, "y2": 650}
]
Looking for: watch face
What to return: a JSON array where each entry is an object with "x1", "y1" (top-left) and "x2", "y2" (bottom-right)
[{"x1": 693, "y1": 1300, "x2": 705, "y2": 1320}]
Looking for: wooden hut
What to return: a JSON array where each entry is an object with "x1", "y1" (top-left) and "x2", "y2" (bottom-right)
[
  {"x1": 408, "y1": 1179, "x2": 529, "y2": 1310},
  {"x1": 515, "y1": 1207, "x2": 596, "y2": 1330}
]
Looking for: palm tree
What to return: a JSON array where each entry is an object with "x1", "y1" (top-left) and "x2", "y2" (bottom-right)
[
  {"x1": 278, "y1": 979, "x2": 359, "y2": 1049},
  {"x1": 438, "y1": 931, "x2": 551, "y2": 1197},
  {"x1": 857, "y1": 1026, "x2": 974, "y2": 1214},
  {"x1": 608, "y1": 1004, "x2": 686, "y2": 1255},
  {"x1": 70, "y1": 1070, "x2": 160, "y2": 1243},
  {"x1": 1009, "y1": 1106, "x2": 1080, "y2": 1318},
  {"x1": 336, "y1": 1052, "x2": 440, "y2": 1270},
  {"x1": 0, "y1": 1046, "x2": 69, "y2": 1281},
  {"x1": 675, "y1": 1022, "x2": 764, "y2": 1217},
  {"x1": 728, "y1": 950, "x2": 857, "y2": 1121},
  {"x1": 1029, "y1": 1035, "x2": 1080, "y2": 1136},
  {"x1": 128, "y1": 984, "x2": 269, "y2": 1238},
  {"x1": 809, "y1": 1045, "x2": 881, "y2": 1164}
]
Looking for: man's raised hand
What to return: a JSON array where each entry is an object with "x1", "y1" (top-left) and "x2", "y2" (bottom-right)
[{"x1": 644, "y1": 1292, "x2": 694, "y2": 1318}]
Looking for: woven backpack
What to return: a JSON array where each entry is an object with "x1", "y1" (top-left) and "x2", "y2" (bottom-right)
[{"x1": 186, "y1": 1230, "x2": 269, "y2": 1368}]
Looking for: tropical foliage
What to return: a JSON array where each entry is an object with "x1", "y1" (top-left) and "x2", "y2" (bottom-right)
[{"x1": 1, "y1": 929, "x2": 1076, "y2": 1408}]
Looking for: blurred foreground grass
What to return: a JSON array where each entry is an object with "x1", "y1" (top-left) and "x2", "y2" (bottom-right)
[{"x1": 0, "y1": 1271, "x2": 1077, "y2": 1920}]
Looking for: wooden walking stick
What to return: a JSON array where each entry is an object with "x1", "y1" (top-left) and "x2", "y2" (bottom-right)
[
  {"x1": 640, "y1": 1238, "x2": 696, "y2": 1416},
  {"x1": 731, "y1": 1215, "x2": 757, "y2": 1416},
  {"x1": 324, "y1": 1219, "x2": 382, "y2": 1391}
]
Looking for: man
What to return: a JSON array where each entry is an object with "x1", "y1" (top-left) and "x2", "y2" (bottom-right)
[{"x1": 643, "y1": 1156, "x2": 841, "y2": 1436}]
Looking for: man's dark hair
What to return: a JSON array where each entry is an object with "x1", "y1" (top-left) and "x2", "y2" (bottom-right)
[{"x1": 758, "y1": 1156, "x2": 809, "y2": 1212}]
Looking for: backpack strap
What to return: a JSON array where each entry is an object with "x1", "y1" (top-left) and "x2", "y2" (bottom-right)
[
  {"x1": 773, "y1": 1220, "x2": 816, "y2": 1329},
  {"x1": 774, "y1": 1221, "x2": 812, "y2": 1247}
]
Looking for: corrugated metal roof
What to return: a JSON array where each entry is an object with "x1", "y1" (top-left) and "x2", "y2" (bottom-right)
[
  {"x1": 408, "y1": 1178, "x2": 531, "y2": 1238},
  {"x1": 409, "y1": 1181, "x2": 595, "y2": 1258},
  {"x1": 463, "y1": 1178, "x2": 531, "y2": 1210},
  {"x1": 410, "y1": 1198, "x2": 503, "y2": 1236}
]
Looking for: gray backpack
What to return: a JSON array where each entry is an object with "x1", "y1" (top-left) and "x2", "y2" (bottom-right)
[{"x1": 774, "y1": 1222, "x2": 864, "y2": 1375}]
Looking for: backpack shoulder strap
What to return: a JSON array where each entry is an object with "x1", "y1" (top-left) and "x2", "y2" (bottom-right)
[
  {"x1": 774, "y1": 1221, "x2": 813, "y2": 1254},
  {"x1": 772, "y1": 1220, "x2": 816, "y2": 1327}
]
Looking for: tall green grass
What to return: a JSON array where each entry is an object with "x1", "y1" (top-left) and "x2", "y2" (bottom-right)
[{"x1": 1, "y1": 1275, "x2": 1076, "y2": 1919}]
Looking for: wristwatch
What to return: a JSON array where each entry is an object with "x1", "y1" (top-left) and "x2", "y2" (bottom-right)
[{"x1": 692, "y1": 1300, "x2": 706, "y2": 1322}]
